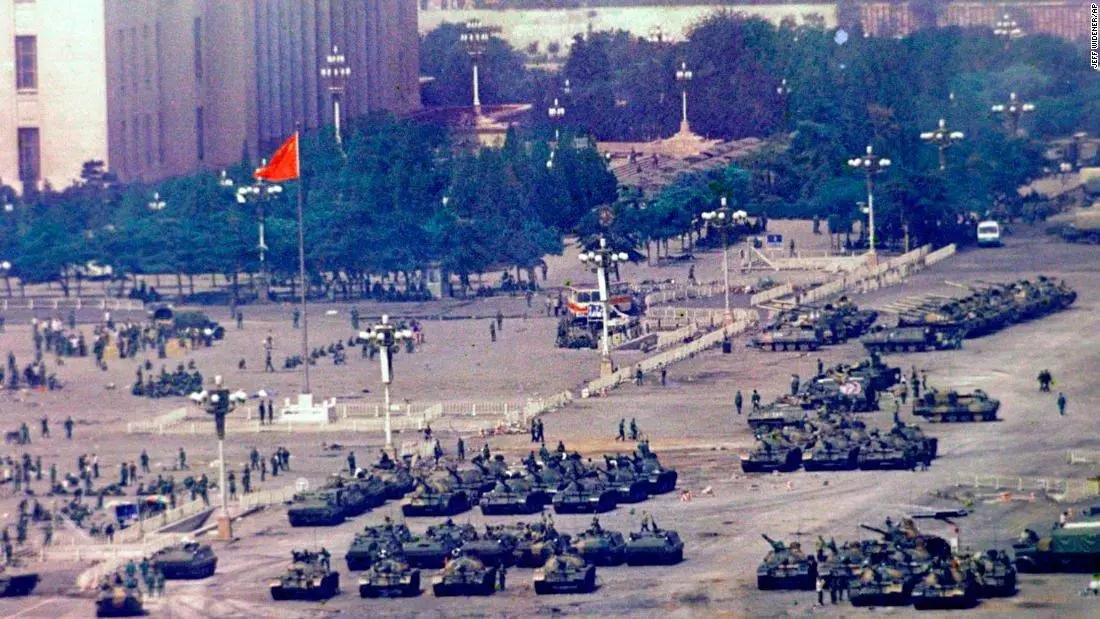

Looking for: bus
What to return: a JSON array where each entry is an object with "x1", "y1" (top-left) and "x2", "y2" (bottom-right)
[
  {"x1": 565, "y1": 282, "x2": 638, "y2": 322},
  {"x1": 976, "y1": 220, "x2": 1002, "y2": 247}
]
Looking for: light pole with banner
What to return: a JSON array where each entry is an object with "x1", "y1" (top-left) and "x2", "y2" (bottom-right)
[
  {"x1": 360, "y1": 315, "x2": 414, "y2": 453},
  {"x1": 847, "y1": 146, "x2": 891, "y2": 265},
  {"x1": 190, "y1": 375, "x2": 247, "y2": 541},
  {"x1": 579, "y1": 236, "x2": 630, "y2": 377}
]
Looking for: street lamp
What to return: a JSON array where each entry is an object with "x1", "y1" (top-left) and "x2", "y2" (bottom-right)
[
  {"x1": 775, "y1": 78, "x2": 791, "y2": 127},
  {"x1": 562, "y1": 78, "x2": 573, "y2": 96},
  {"x1": 319, "y1": 45, "x2": 352, "y2": 147},
  {"x1": 991, "y1": 92, "x2": 1035, "y2": 136},
  {"x1": 190, "y1": 375, "x2": 247, "y2": 541},
  {"x1": 147, "y1": 192, "x2": 166, "y2": 211},
  {"x1": 548, "y1": 97, "x2": 565, "y2": 143},
  {"x1": 222, "y1": 169, "x2": 282, "y2": 303},
  {"x1": 579, "y1": 237, "x2": 630, "y2": 377},
  {"x1": 993, "y1": 13, "x2": 1023, "y2": 48},
  {"x1": 359, "y1": 315, "x2": 413, "y2": 454},
  {"x1": 920, "y1": 118, "x2": 965, "y2": 172},
  {"x1": 675, "y1": 61, "x2": 694, "y2": 134},
  {"x1": 460, "y1": 19, "x2": 497, "y2": 115},
  {"x1": 701, "y1": 196, "x2": 736, "y2": 326},
  {"x1": 847, "y1": 145, "x2": 891, "y2": 264}
]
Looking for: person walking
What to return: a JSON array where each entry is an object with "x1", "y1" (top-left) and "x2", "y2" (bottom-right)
[
  {"x1": 634, "y1": 366, "x2": 644, "y2": 386},
  {"x1": 617, "y1": 418, "x2": 626, "y2": 441},
  {"x1": 751, "y1": 389, "x2": 761, "y2": 411},
  {"x1": 816, "y1": 574, "x2": 826, "y2": 605},
  {"x1": 629, "y1": 418, "x2": 639, "y2": 441},
  {"x1": 489, "y1": 322, "x2": 496, "y2": 343},
  {"x1": 457, "y1": 438, "x2": 466, "y2": 461},
  {"x1": 1057, "y1": 392, "x2": 1067, "y2": 416},
  {"x1": 735, "y1": 390, "x2": 743, "y2": 415},
  {"x1": 347, "y1": 451, "x2": 356, "y2": 474},
  {"x1": 292, "y1": 308, "x2": 300, "y2": 329},
  {"x1": 660, "y1": 367, "x2": 667, "y2": 387},
  {"x1": 64, "y1": 416, "x2": 74, "y2": 440}
]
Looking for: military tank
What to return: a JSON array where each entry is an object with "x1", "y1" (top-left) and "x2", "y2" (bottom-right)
[
  {"x1": 740, "y1": 435, "x2": 802, "y2": 473},
  {"x1": 95, "y1": 578, "x2": 143, "y2": 617},
  {"x1": 149, "y1": 540, "x2": 217, "y2": 579},
  {"x1": 857, "y1": 432, "x2": 919, "y2": 470},
  {"x1": 624, "y1": 520, "x2": 684, "y2": 565},
  {"x1": 346, "y1": 521, "x2": 411, "y2": 571},
  {"x1": 850, "y1": 561, "x2": 916, "y2": 606},
  {"x1": 514, "y1": 520, "x2": 568, "y2": 567},
  {"x1": 891, "y1": 423, "x2": 938, "y2": 463},
  {"x1": 861, "y1": 326, "x2": 963, "y2": 354},
  {"x1": 571, "y1": 517, "x2": 627, "y2": 566},
  {"x1": 462, "y1": 525, "x2": 519, "y2": 567},
  {"x1": 269, "y1": 550, "x2": 340, "y2": 601},
  {"x1": 358, "y1": 552, "x2": 421, "y2": 598},
  {"x1": 967, "y1": 549, "x2": 1016, "y2": 597},
  {"x1": 911, "y1": 561, "x2": 979, "y2": 610},
  {"x1": 633, "y1": 442, "x2": 678, "y2": 494},
  {"x1": 402, "y1": 519, "x2": 477, "y2": 569},
  {"x1": 552, "y1": 478, "x2": 618, "y2": 514},
  {"x1": 801, "y1": 435, "x2": 860, "y2": 471},
  {"x1": 533, "y1": 550, "x2": 597, "y2": 594},
  {"x1": 431, "y1": 552, "x2": 498, "y2": 597},
  {"x1": 1013, "y1": 514, "x2": 1100, "y2": 572},
  {"x1": 756, "y1": 535, "x2": 816, "y2": 590},
  {"x1": 597, "y1": 459, "x2": 649, "y2": 504},
  {"x1": 400, "y1": 479, "x2": 471, "y2": 517},
  {"x1": 287, "y1": 488, "x2": 348, "y2": 527},
  {"x1": 340, "y1": 474, "x2": 389, "y2": 514},
  {"x1": 374, "y1": 466, "x2": 415, "y2": 499},
  {"x1": 747, "y1": 401, "x2": 809, "y2": 431},
  {"x1": 478, "y1": 478, "x2": 545, "y2": 515},
  {"x1": 913, "y1": 388, "x2": 999, "y2": 422},
  {"x1": 0, "y1": 566, "x2": 39, "y2": 597},
  {"x1": 749, "y1": 325, "x2": 822, "y2": 352}
]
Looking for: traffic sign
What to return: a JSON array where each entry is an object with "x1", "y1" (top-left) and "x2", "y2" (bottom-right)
[{"x1": 766, "y1": 234, "x2": 783, "y2": 249}]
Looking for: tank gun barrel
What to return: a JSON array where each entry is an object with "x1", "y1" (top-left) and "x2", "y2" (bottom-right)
[{"x1": 860, "y1": 524, "x2": 889, "y2": 536}]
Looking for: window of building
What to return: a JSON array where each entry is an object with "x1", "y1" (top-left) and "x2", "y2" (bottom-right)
[
  {"x1": 195, "y1": 106, "x2": 205, "y2": 161},
  {"x1": 17, "y1": 128, "x2": 41, "y2": 182},
  {"x1": 193, "y1": 17, "x2": 203, "y2": 79},
  {"x1": 15, "y1": 36, "x2": 37, "y2": 90}
]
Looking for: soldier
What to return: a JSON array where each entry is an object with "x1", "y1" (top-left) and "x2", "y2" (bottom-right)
[
  {"x1": 1058, "y1": 392, "x2": 1067, "y2": 416},
  {"x1": 347, "y1": 451, "x2": 356, "y2": 473},
  {"x1": 250, "y1": 448, "x2": 260, "y2": 470},
  {"x1": 900, "y1": 381, "x2": 909, "y2": 405},
  {"x1": 910, "y1": 372, "x2": 921, "y2": 399},
  {"x1": 530, "y1": 419, "x2": 538, "y2": 443},
  {"x1": 816, "y1": 358, "x2": 824, "y2": 376},
  {"x1": 893, "y1": 399, "x2": 901, "y2": 425},
  {"x1": 735, "y1": 390, "x2": 743, "y2": 415},
  {"x1": 751, "y1": 389, "x2": 761, "y2": 411},
  {"x1": 292, "y1": 308, "x2": 300, "y2": 329},
  {"x1": 629, "y1": 418, "x2": 639, "y2": 441},
  {"x1": 496, "y1": 310, "x2": 504, "y2": 332},
  {"x1": 139, "y1": 450, "x2": 150, "y2": 474},
  {"x1": 536, "y1": 419, "x2": 545, "y2": 443},
  {"x1": 489, "y1": 322, "x2": 496, "y2": 343},
  {"x1": 640, "y1": 511, "x2": 652, "y2": 532},
  {"x1": 265, "y1": 349, "x2": 275, "y2": 373},
  {"x1": 617, "y1": 418, "x2": 626, "y2": 441},
  {"x1": 178, "y1": 448, "x2": 187, "y2": 470},
  {"x1": 790, "y1": 374, "x2": 800, "y2": 396},
  {"x1": 154, "y1": 567, "x2": 165, "y2": 598},
  {"x1": 270, "y1": 453, "x2": 279, "y2": 477},
  {"x1": 242, "y1": 467, "x2": 252, "y2": 494},
  {"x1": 18, "y1": 422, "x2": 30, "y2": 445},
  {"x1": 40, "y1": 415, "x2": 49, "y2": 438},
  {"x1": 320, "y1": 547, "x2": 331, "y2": 571},
  {"x1": 660, "y1": 367, "x2": 667, "y2": 386},
  {"x1": 236, "y1": 311, "x2": 244, "y2": 330},
  {"x1": 350, "y1": 308, "x2": 360, "y2": 331},
  {"x1": 482, "y1": 443, "x2": 491, "y2": 461},
  {"x1": 498, "y1": 564, "x2": 507, "y2": 591},
  {"x1": 816, "y1": 573, "x2": 826, "y2": 605},
  {"x1": 228, "y1": 471, "x2": 237, "y2": 500},
  {"x1": 921, "y1": 370, "x2": 928, "y2": 391},
  {"x1": 456, "y1": 438, "x2": 465, "y2": 461},
  {"x1": 42, "y1": 521, "x2": 53, "y2": 547},
  {"x1": 260, "y1": 458, "x2": 267, "y2": 482},
  {"x1": 635, "y1": 365, "x2": 644, "y2": 386},
  {"x1": 49, "y1": 463, "x2": 57, "y2": 487}
]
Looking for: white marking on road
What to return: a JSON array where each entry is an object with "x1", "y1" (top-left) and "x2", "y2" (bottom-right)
[{"x1": 4, "y1": 597, "x2": 58, "y2": 618}]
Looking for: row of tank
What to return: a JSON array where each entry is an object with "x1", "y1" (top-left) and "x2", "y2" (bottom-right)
[
  {"x1": 863, "y1": 277, "x2": 1076, "y2": 354},
  {"x1": 749, "y1": 297, "x2": 878, "y2": 352},
  {"x1": 267, "y1": 516, "x2": 685, "y2": 600},
  {"x1": 748, "y1": 356, "x2": 903, "y2": 424},
  {"x1": 758, "y1": 517, "x2": 1017, "y2": 610}
]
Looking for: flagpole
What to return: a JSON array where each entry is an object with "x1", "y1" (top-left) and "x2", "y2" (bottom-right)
[{"x1": 295, "y1": 129, "x2": 310, "y2": 395}]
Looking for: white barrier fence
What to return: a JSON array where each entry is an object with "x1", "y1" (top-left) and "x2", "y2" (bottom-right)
[
  {"x1": 0, "y1": 297, "x2": 144, "y2": 311},
  {"x1": 126, "y1": 407, "x2": 188, "y2": 434},
  {"x1": 924, "y1": 244, "x2": 957, "y2": 266},
  {"x1": 1067, "y1": 450, "x2": 1100, "y2": 465},
  {"x1": 952, "y1": 472, "x2": 1099, "y2": 502},
  {"x1": 750, "y1": 283, "x2": 794, "y2": 306},
  {"x1": 644, "y1": 281, "x2": 727, "y2": 306},
  {"x1": 646, "y1": 306, "x2": 727, "y2": 327}
]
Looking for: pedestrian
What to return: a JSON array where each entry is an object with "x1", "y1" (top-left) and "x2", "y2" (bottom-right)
[
  {"x1": 496, "y1": 310, "x2": 504, "y2": 331},
  {"x1": 178, "y1": 448, "x2": 187, "y2": 470},
  {"x1": 629, "y1": 418, "x2": 639, "y2": 441},
  {"x1": 816, "y1": 358, "x2": 824, "y2": 376},
  {"x1": 265, "y1": 350, "x2": 275, "y2": 373},
  {"x1": 617, "y1": 418, "x2": 626, "y2": 441},
  {"x1": 536, "y1": 419, "x2": 545, "y2": 443},
  {"x1": 1058, "y1": 392, "x2": 1067, "y2": 416},
  {"x1": 260, "y1": 458, "x2": 267, "y2": 482},
  {"x1": 347, "y1": 451, "x2": 356, "y2": 474},
  {"x1": 140, "y1": 450, "x2": 150, "y2": 473},
  {"x1": 489, "y1": 322, "x2": 496, "y2": 343},
  {"x1": 433, "y1": 440, "x2": 443, "y2": 464},
  {"x1": 751, "y1": 389, "x2": 761, "y2": 411},
  {"x1": 64, "y1": 416, "x2": 74, "y2": 439},
  {"x1": 482, "y1": 443, "x2": 491, "y2": 461},
  {"x1": 42, "y1": 521, "x2": 53, "y2": 547},
  {"x1": 816, "y1": 574, "x2": 826, "y2": 605},
  {"x1": 40, "y1": 416, "x2": 49, "y2": 438},
  {"x1": 92, "y1": 454, "x2": 99, "y2": 478},
  {"x1": 498, "y1": 564, "x2": 507, "y2": 590},
  {"x1": 457, "y1": 438, "x2": 465, "y2": 461},
  {"x1": 258, "y1": 400, "x2": 266, "y2": 425},
  {"x1": 911, "y1": 373, "x2": 921, "y2": 399},
  {"x1": 660, "y1": 367, "x2": 667, "y2": 386},
  {"x1": 236, "y1": 311, "x2": 244, "y2": 329},
  {"x1": 790, "y1": 374, "x2": 800, "y2": 396},
  {"x1": 424, "y1": 424, "x2": 433, "y2": 441},
  {"x1": 242, "y1": 467, "x2": 252, "y2": 494},
  {"x1": 900, "y1": 381, "x2": 908, "y2": 405},
  {"x1": 735, "y1": 390, "x2": 743, "y2": 415},
  {"x1": 292, "y1": 308, "x2": 300, "y2": 329},
  {"x1": 105, "y1": 523, "x2": 115, "y2": 543},
  {"x1": 270, "y1": 454, "x2": 279, "y2": 477},
  {"x1": 635, "y1": 365, "x2": 644, "y2": 386},
  {"x1": 789, "y1": 239, "x2": 796, "y2": 257},
  {"x1": 525, "y1": 290, "x2": 532, "y2": 308}
]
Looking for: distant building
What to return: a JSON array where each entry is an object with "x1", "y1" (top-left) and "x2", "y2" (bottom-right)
[
  {"x1": 841, "y1": 1, "x2": 1089, "y2": 43},
  {"x1": 1, "y1": 0, "x2": 420, "y2": 193}
]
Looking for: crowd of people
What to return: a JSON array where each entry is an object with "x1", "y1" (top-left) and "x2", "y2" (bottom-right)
[{"x1": 130, "y1": 362, "x2": 204, "y2": 398}]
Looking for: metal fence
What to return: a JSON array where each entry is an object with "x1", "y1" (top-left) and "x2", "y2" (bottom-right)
[
  {"x1": 0, "y1": 297, "x2": 144, "y2": 311},
  {"x1": 750, "y1": 283, "x2": 794, "y2": 306},
  {"x1": 950, "y1": 472, "x2": 1100, "y2": 502},
  {"x1": 647, "y1": 306, "x2": 727, "y2": 327}
]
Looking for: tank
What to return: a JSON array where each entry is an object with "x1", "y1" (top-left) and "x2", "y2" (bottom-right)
[
  {"x1": 149, "y1": 541, "x2": 217, "y2": 579},
  {"x1": 374, "y1": 466, "x2": 415, "y2": 499},
  {"x1": 632, "y1": 443, "x2": 678, "y2": 494},
  {"x1": 0, "y1": 567, "x2": 39, "y2": 597},
  {"x1": 1013, "y1": 515, "x2": 1100, "y2": 572},
  {"x1": 891, "y1": 424, "x2": 938, "y2": 463},
  {"x1": 431, "y1": 553, "x2": 497, "y2": 597},
  {"x1": 798, "y1": 376, "x2": 878, "y2": 413},
  {"x1": 346, "y1": 521, "x2": 411, "y2": 571},
  {"x1": 400, "y1": 479, "x2": 471, "y2": 517},
  {"x1": 339, "y1": 475, "x2": 389, "y2": 515},
  {"x1": 625, "y1": 522, "x2": 684, "y2": 565},
  {"x1": 911, "y1": 561, "x2": 979, "y2": 610},
  {"x1": 749, "y1": 326, "x2": 822, "y2": 352},
  {"x1": 861, "y1": 326, "x2": 962, "y2": 353},
  {"x1": 741, "y1": 435, "x2": 802, "y2": 473},
  {"x1": 533, "y1": 550, "x2": 597, "y2": 594},
  {"x1": 402, "y1": 519, "x2": 478, "y2": 569},
  {"x1": 287, "y1": 488, "x2": 347, "y2": 527},
  {"x1": 747, "y1": 401, "x2": 809, "y2": 431},
  {"x1": 463, "y1": 525, "x2": 520, "y2": 567},
  {"x1": 913, "y1": 388, "x2": 1000, "y2": 422},
  {"x1": 552, "y1": 478, "x2": 617, "y2": 514},
  {"x1": 95, "y1": 580, "x2": 143, "y2": 617},
  {"x1": 479, "y1": 478, "x2": 545, "y2": 515},
  {"x1": 570, "y1": 518, "x2": 627, "y2": 566},
  {"x1": 857, "y1": 433, "x2": 918, "y2": 470},
  {"x1": 597, "y1": 460, "x2": 649, "y2": 504},
  {"x1": 966, "y1": 549, "x2": 1017, "y2": 597},
  {"x1": 358, "y1": 553, "x2": 421, "y2": 598},
  {"x1": 269, "y1": 550, "x2": 340, "y2": 601},
  {"x1": 850, "y1": 561, "x2": 915, "y2": 606},
  {"x1": 801, "y1": 435, "x2": 860, "y2": 471},
  {"x1": 756, "y1": 535, "x2": 816, "y2": 590},
  {"x1": 514, "y1": 520, "x2": 568, "y2": 568}
]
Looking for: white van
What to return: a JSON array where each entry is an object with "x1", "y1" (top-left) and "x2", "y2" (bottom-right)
[{"x1": 976, "y1": 220, "x2": 1002, "y2": 247}]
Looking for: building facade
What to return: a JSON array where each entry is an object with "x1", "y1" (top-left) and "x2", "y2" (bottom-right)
[
  {"x1": 845, "y1": 1, "x2": 1090, "y2": 43},
  {"x1": 1, "y1": 0, "x2": 419, "y2": 192}
]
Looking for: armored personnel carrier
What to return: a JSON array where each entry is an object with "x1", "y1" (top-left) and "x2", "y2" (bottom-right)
[
  {"x1": 913, "y1": 388, "x2": 999, "y2": 422},
  {"x1": 463, "y1": 525, "x2": 519, "y2": 567},
  {"x1": 1013, "y1": 513, "x2": 1100, "y2": 572},
  {"x1": 571, "y1": 517, "x2": 626, "y2": 566},
  {"x1": 861, "y1": 325, "x2": 962, "y2": 353},
  {"x1": 346, "y1": 521, "x2": 411, "y2": 571},
  {"x1": 149, "y1": 540, "x2": 217, "y2": 579},
  {"x1": 400, "y1": 479, "x2": 471, "y2": 517},
  {"x1": 552, "y1": 478, "x2": 617, "y2": 514},
  {"x1": 269, "y1": 550, "x2": 339, "y2": 600},
  {"x1": 0, "y1": 566, "x2": 39, "y2": 597},
  {"x1": 749, "y1": 325, "x2": 822, "y2": 352},
  {"x1": 479, "y1": 478, "x2": 545, "y2": 515},
  {"x1": 911, "y1": 561, "x2": 979, "y2": 610},
  {"x1": 534, "y1": 550, "x2": 597, "y2": 594},
  {"x1": 747, "y1": 401, "x2": 809, "y2": 431},
  {"x1": 756, "y1": 535, "x2": 816, "y2": 590},
  {"x1": 633, "y1": 442, "x2": 678, "y2": 494},
  {"x1": 801, "y1": 435, "x2": 861, "y2": 471},
  {"x1": 966, "y1": 549, "x2": 1016, "y2": 597},
  {"x1": 741, "y1": 435, "x2": 802, "y2": 473},
  {"x1": 358, "y1": 552, "x2": 421, "y2": 598},
  {"x1": 95, "y1": 577, "x2": 143, "y2": 617},
  {"x1": 287, "y1": 488, "x2": 349, "y2": 527},
  {"x1": 625, "y1": 520, "x2": 684, "y2": 565},
  {"x1": 402, "y1": 519, "x2": 477, "y2": 569},
  {"x1": 431, "y1": 552, "x2": 497, "y2": 597},
  {"x1": 556, "y1": 318, "x2": 599, "y2": 349}
]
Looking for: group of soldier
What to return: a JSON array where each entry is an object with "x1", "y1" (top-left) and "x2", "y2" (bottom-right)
[
  {"x1": 131, "y1": 362, "x2": 204, "y2": 398},
  {"x1": 100, "y1": 559, "x2": 167, "y2": 598},
  {"x1": 2, "y1": 351, "x2": 61, "y2": 392},
  {"x1": 248, "y1": 446, "x2": 293, "y2": 481},
  {"x1": 616, "y1": 418, "x2": 640, "y2": 441}
]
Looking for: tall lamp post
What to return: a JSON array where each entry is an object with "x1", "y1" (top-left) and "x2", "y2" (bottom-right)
[
  {"x1": 460, "y1": 19, "x2": 497, "y2": 116},
  {"x1": 847, "y1": 146, "x2": 891, "y2": 265},
  {"x1": 993, "y1": 13, "x2": 1023, "y2": 49},
  {"x1": 701, "y1": 197, "x2": 735, "y2": 326},
  {"x1": 360, "y1": 315, "x2": 413, "y2": 454},
  {"x1": 579, "y1": 237, "x2": 630, "y2": 378},
  {"x1": 920, "y1": 118, "x2": 965, "y2": 172},
  {"x1": 319, "y1": 45, "x2": 352, "y2": 148},
  {"x1": 147, "y1": 192, "x2": 166, "y2": 212},
  {"x1": 191, "y1": 375, "x2": 247, "y2": 541},
  {"x1": 776, "y1": 78, "x2": 791, "y2": 127},
  {"x1": 221, "y1": 169, "x2": 282, "y2": 303},
  {"x1": 547, "y1": 97, "x2": 565, "y2": 143},
  {"x1": 991, "y1": 92, "x2": 1034, "y2": 136},
  {"x1": 675, "y1": 61, "x2": 694, "y2": 134}
]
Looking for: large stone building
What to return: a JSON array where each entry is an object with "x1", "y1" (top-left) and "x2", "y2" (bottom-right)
[
  {"x1": 839, "y1": 0, "x2": 1089, "y2": 43},
  {"x1": 1, "y1": 0, "x2": 419, "y2": 192}
]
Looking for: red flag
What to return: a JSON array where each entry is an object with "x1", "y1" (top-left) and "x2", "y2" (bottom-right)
[{"x1": 254, "y1": 132, "x2": 300, "y2": 182}]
